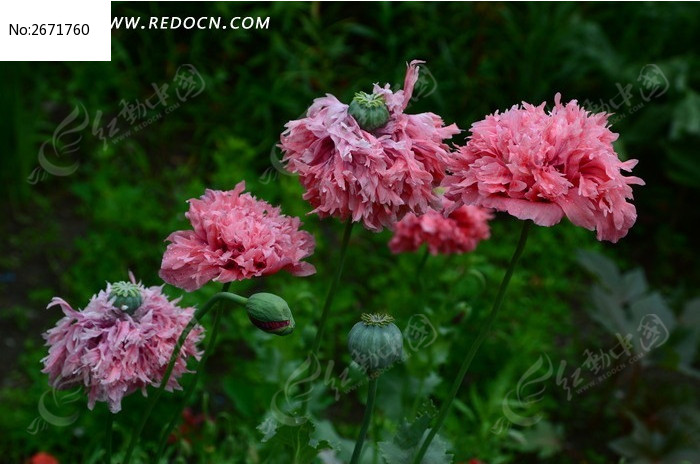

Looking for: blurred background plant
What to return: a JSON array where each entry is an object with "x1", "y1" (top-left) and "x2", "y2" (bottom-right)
[{"x1": 1, "y1": 2, "x2": 698, "y2": 463}]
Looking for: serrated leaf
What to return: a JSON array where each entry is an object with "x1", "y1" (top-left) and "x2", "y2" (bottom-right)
[
  {"x1": 258, "y1": 414, "x2": 282, "y2": 443},
  {"x1": 629, "y1": 293, "x2": 676, "y2": 334},
  {"x1": 259, "y1": 421, "x2": 331, "y2": 464},
  {"x1": 394, "y1": 416, "x2": 432, "y2": 450},
  {"x1": 378, "y1": 402, "x2": 452, "y2": 464},
  {"x1": 590, "y1": 285, "x2": 632, "y2": 335},
  {"x1": 576, "y1": 250, "x2": 621, "y2": 288},
  {"x1": 311, "y1": 419, "x2": 356, "y2": 460},
  {"x1": 507, "y1": 420, "x2": 563, "y2": 459},
  {"x1": 621, "y1": 269, "x2": 648, "y2": 302},
  {"x1": 379, "y1": 430, "x2": 453, "y2": 464}
]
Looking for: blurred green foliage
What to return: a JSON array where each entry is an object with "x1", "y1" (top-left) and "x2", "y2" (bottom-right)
[{"x1": 1, "y1": 2, "x2": 698, "y2": 463}]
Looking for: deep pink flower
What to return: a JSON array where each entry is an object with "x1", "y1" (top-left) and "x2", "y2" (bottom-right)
[
  {"x1": 41, "y1": 274, "x2": 204, "y2": 413},
  {"x1": 159, "y1": 181, "x2": 316, "y2": 292},
  {"x1": 389, "y1": 198, "x2": 493, "y2": 255},
  {"x1": 443, "y1": 94, "x2": 644, "y2": 242},
  {"x1": 280, "y1": 60, "x2": 460, "y2": 232}
]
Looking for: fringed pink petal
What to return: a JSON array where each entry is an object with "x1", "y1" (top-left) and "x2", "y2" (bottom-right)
[
  {"x1": 281, "y1": 60, "x2": 459, "y2": 232},
  {"x1": 159, "y1": 182, "x2": 316, "y2": 291},
  {"x1": 41, "y1": 279, "x2": 205, "y2": 413},
  {"x1": 389, "y1": 197, "x2": 493, "y2": 255},
  {"x1": 443, "y1": 94, "x2": 643, "y2": 242}
]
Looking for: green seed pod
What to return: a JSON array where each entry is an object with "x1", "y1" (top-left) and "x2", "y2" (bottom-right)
[
  {"x1": 245, "y1": 293, "x2": 295, "y2": 336},
  {"x1": 109, "y1": 281, "x2": 142, "y2": 315},
  {"x1": 348, "y1": 91, "x2": 390, "y2": 132},
  {"x1": 348, "y1": 313, "x2": 403, "y2": 375}
]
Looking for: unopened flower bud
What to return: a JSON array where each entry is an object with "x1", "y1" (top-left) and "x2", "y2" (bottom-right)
[
  {"x1": 109, "y1": 281, "x2": 142, "y2": 314},
  {"x1": 348, "y1": 313, "x2": 403, "y2": 375},
  {"x1": 245, "y1": 293, "x2": 295, "y2": 336},
  {"x1": 348, "y1": 91, "x2": 390, "y2": 131}
]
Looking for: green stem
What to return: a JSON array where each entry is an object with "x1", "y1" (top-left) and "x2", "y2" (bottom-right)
[
  {"x1": 105, "y1": 410, "x2": 113, "y2": 464},
  {"x1": 301, "y1": 220, "x2": 353, "y2": 415},
  {"x1": 373, "y1": 412, "x2": 379, "y2": 464},
  {"x1": 350, "y1": 376, "x2": 378, "y2": 464},
  {"x1": 416, "y1": 247, "x2": 430, "y2": 281},
  {"x1": 416, "y1": 246, "x2": 430, "y2": 308},
  {"x1": 409, "y1": 378, "x2": 425, "y2": 421},
  {"x1": 154, "y1": 283, "x2": 230, "y2": 460},
  {"x1": 310, "y1": 220, "x2": 354, "y2": 355},
  {"x1": 154, "y1": 287, "x2": 228, "y2": 460},
  {"x1": 122, "y1": 288, "x2": 246, "y2": 464},
  {"x1": 411, "y1": 220, "x2": 531, "y2": 464}
]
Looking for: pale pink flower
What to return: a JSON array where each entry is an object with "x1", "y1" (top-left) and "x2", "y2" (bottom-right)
[
  {"x1": 280, "y1": 60, "x2": 460, "y2": 232},
  {"x1": 160, "y1": 181, "x2": 315, "y2": 292},
  {"x1": 443, "y1": 93, "x2": 644, "y2": 242},
  {"x1": 389, "y1": 198, "x2": 493, "y2": 255},
  {"x1": 41, "y1": 275, "x2": 204, "y2": 413}
]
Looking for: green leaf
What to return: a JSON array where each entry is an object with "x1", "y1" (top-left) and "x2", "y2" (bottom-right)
[
  {"x1": 311, "y1": 419, "x2": 356, "y2": 460},
  {"x1": 507, "y1": 420, "x2": 564, "y2": 459},
  {"x1": 378, "y1": 402, "x2": 453, "y2": 464},
  {"x1": 629, "y1": 293, "x2": 676, "y2": 334},
  {"x1": 379, "y1": 431, "x2": 453, "y2": 464},
  {"x1": 259, "y1": 421, "x2": 331, "y2": 464},
  {"x1": 576, "y1": 250, "x2": 621, "y2": 289}
]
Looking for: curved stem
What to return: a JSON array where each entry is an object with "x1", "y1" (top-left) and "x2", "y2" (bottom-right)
[
  {"x1": 123, "y1": 288, "x2": 245, "y2": 464},
  {"x1": 411, "y1": 221, "x2": 531, "y2": 464},
  {"x1": 350, "y1": 376, "x2": 378, "y2": 464},
  {"x1": 301, "y1": 220, "x2": 353, "y2": 416},
  {"x1": 310, "y1": 220, "x2": 354, "y2": 356},
  {"x1": 154, "y1": 284, "x2": 228, "y2": 460}
]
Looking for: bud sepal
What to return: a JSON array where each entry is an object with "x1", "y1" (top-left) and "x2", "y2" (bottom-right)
[{"x1": 245, "y1": 293, "x2": 295, "y2": 336}]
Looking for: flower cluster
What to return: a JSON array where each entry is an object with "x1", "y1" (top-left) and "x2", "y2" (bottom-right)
[
  {"x1": 280, "y1": 60, "x2": 460, "y2": 232},
  {"x1": 42, "y1": 276, "x2": 203, "y2": 413},
  {"x1": 389, "y1": 198, "x2": 493, "y2": 255},
  {"x1": 159, "y1": 181, "x2": 316, "y2": 291},
  {"x1": 40, "y1": 61, "x2": 646, "y2": 443},
  {"x1": 443, "y1": 93, "x2": 644, "y2": 242}
]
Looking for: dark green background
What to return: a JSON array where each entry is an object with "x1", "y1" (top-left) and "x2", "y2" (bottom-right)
[{"x1": 1, "y1": 2, "x2": 698, "y2": 463}]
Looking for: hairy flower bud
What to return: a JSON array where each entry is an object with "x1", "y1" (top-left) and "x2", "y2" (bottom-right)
[
  {"x1": 245, "y1": 293, "x2": 295, "y2": 336},
  {"x1": 109, "y1": 281, "x2": 142, "y2": 314},
  {"x1": 348, "y1": 313, "x2": 403, "y2": 374},
  {"x1": 348, "y1": 91, "x2": 390, "y2": 131}
]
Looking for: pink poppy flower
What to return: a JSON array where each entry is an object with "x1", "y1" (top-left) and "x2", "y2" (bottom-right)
[
  {"x1": 443, "y1": 94, "x2": 644, "y2": 242},
  {"x1": 389, "y1": 198, "x2": 493, "y2": 255},
  {"x1": 41, "y1": 274, "x2": 204, "y2": 413},
  {"x1": 280, "y1": 60, "x2": 460, "y2": 232},
  {"x1": 159, "y1": 181, "x2": 316, "y2": 292}
]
